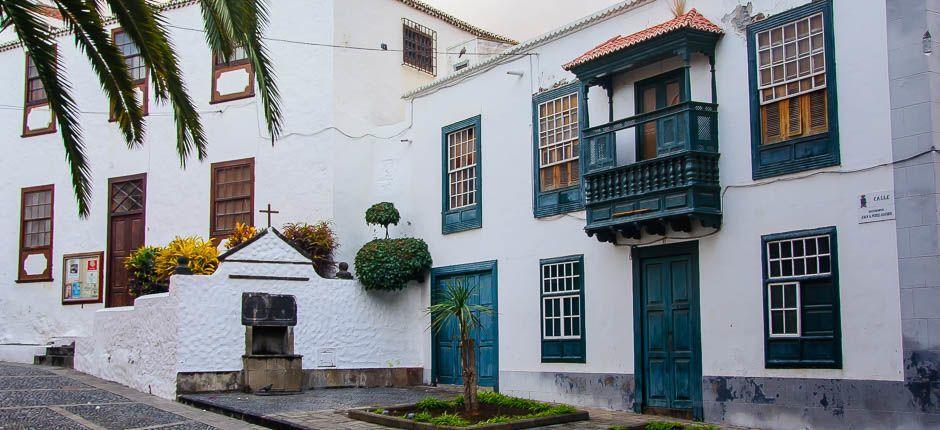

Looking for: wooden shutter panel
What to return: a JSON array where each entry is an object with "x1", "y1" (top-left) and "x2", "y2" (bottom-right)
[
  {"x1": 762, "y1": 101, "x2": 783, "y2": 144},
  {"x1": 787, "y1": 96, "x2": 802, "y2": 137},
  {"x1": 808, "y1": 90, "x2": 828, "y2": 134}
]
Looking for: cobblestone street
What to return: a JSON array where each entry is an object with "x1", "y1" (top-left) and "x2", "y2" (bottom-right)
[{"x1": 0, "y1": 362, "x2": 262, "y2": 430}]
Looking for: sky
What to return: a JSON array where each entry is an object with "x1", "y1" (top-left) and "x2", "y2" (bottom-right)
[{"x1": 421, "y1": 0, "x2": 624, "y2": 41}]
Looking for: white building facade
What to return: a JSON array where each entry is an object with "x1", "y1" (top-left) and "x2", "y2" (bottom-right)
[{"x1": 1, "y1": 0, "x2": 937, "y2": 429}]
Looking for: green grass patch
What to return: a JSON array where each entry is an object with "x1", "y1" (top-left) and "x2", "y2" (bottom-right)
[
  {"x1": 643, "y1": 421, "x2": 721, "y2": 430},
  {"x1": 401, "y1": 393, "x2": 579, "y2": 427}
]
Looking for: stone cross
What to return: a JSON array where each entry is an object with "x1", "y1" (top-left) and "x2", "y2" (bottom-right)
[{"x1": 259, "y1": 204, "x2": 280, "y2": 228}]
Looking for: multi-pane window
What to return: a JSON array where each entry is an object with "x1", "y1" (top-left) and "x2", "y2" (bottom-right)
[
  {"x1": 25, "y1": 55, "x2": 46, "y2": 105},
  {"x1": 540, "y1": 256, "x2": 585, "y2": 363},
  {"x1": 532, "y1": 83, "x2": 584, "y2": 217},
  {"x1": 447, "y1": 126, "x2": 477, "y2": 210},
  {"x1": 762, "y1": 227, "x2": 840, "y2": 368},
  {"x1": 403, "y1": 18, "x2": 436, "y2": 75},
  {"x1": 215, "y1": 46, "x2": 248, "y2": 66},
  {"x1": 210, "y1": 158, "x2": 254, "y2": 239},
  {"x1": 766, "y1": 235, "x2": 831, "y2": 278},
  {"x1": 18, "y1": 185, "x2": 54, "y2": 282},
  {"x1": 114, "y1": 30, "x2": 146, "y2": 82},
  {"x1": 748, "y1": 0, "x2": 838, "y2": 178},
  {"x1": 110, "y1": 179, "x2": 145, "y2": 215},
  {"x1": 768, "y1": 282, "x2": 799, "y2": 337},
  {"x1": 538, "y1": 93, "x2": 580, "y2": 192},
  {"x1": 211, "y1": 45, "x2": 255, "y2": 103}
]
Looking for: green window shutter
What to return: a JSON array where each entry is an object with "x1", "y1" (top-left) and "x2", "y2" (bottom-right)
[
  {"x1": 442, "y1": 116, "x2": 483, "y2": 234},
  {"x1": 532, "y1": 82, "x2": 585, "y2": 218},
  {"x1": 540, "y1": 255, "x2": 586, "y2": 363},
  {"x1": 762, "y1": 227, "x2": 842, "y2": 368},
  {"x1": 747, "y1": 0, "x2": 840, "y2": 179}
]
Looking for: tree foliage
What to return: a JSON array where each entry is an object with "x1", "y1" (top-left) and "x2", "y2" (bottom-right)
[
  {"x1": 354, "y1": 238, "x2": 432, "y2": 291},
  {"x1": 365, "y1": 202, "x2": 400, "y2": 238},
  {"x1": 0, "y1": 0, "x2": 282, "y2": 216}
]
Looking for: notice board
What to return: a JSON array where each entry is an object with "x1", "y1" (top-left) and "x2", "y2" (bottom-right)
[{"x1": 62, "y1": 252, "x2": 104, "y2": 305}]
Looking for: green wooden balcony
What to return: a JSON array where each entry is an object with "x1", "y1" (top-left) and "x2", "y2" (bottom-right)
[{"x1": 582, "y1": 101, "x2": 722, "y2": 242}]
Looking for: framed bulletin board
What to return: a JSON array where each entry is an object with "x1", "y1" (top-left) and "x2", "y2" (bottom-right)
[{"x1": 62, "y1": 252, "x2": 104, "y2": 305}]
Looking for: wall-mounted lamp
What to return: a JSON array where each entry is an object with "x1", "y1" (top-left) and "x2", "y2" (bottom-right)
[
  {"x1": 506, "y1": 70, "x2": 525, "y2": 77},
  {"x1": 924, "y1": 31, "x2": 933, "y2": 56}
]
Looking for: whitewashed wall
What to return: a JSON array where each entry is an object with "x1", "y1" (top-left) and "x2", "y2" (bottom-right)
[
  {"x1": 75, "y1": 230, "x2": 426, "y2": 399},
  {"x1": 0, "y1": 0, "x2": 486, "y2": 352},
  {"x1": 400, "y1": 0, "x2": 901, "y2": 401}
]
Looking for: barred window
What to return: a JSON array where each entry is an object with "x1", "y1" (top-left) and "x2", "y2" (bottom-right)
[
  {"x1": 403, "y1": 18, "x2": 436, "y2": 75},
  {"x1": 541, "y1": 260, "x2": 582, "y2": 340},
  {"x1": 766, "y1": 235, "x2": 831, "y2": 279},
  {"x1": 114, "y1": 30, "x2": 146, "y2": 82},
  {"x1": 538, "y1": 93, "x2": 580, "y2": 192},
  {"x1": 447, "y1": 126, "x2": 477, "y2": 210}
]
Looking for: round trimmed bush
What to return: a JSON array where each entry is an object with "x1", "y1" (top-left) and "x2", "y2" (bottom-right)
[
  {"x1": 365, "y1": 202, "x2": 401, "y2": 238},
  {"x1": 354, "y1": 237, "x2": 432, "y2": 291}
]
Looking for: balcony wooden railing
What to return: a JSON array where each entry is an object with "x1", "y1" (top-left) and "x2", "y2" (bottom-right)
[{"x1": 580, "y1": 101, "x2": 722, "y2": 242}]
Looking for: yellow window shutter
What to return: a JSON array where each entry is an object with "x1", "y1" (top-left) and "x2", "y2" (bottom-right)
[
  {"x1": 762, "y1": 101, "x2": 783, "y2": 145},
  {"x1": 788, "y1": 96, "x2": 803, "y2": 137},
  {"x1": 808, "y1": 90, "x2": 829, "y2": 134}
]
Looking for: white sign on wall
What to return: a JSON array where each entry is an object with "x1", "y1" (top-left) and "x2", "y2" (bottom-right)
[{"x1": 858, "y1": 191, "x2": 895, "y2": 224}]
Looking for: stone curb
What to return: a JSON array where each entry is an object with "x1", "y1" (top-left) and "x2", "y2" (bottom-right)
[
  {"x1": 178, "y1": 394, "x2": 312, "y2": 430},
  {"x1": 347, "y1": 407, "x2": 591, "y2": 429}
]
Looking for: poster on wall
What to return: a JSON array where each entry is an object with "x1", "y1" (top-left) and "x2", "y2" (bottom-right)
[{"x1": 61, "y1": 252, "x2": 104, "y2": 305}]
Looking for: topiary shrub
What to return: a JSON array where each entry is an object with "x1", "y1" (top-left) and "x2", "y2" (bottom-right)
[
  {"x1": 355, "y1": 238, "x2": 432, "y2": 291},
  {"x1": 224, "y1": 222, "x2": 258, "y2": 250},
  {"x1": 154, "y1": 236, "x2": 220, "y2": 281},
  {"x1": 125, "y1": 246, "x2": 165, "y2": 297},
  {"x1": 281, "y1": 221, "x2": 338, "y2": 277},
  {"x1": 365, "y1": 202, "x2": 401, "y2": 238}
]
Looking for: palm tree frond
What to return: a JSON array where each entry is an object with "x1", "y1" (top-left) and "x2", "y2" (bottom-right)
[
  {"x1": 2, "y1": 0, "x2": 91, "y2": 216},
  {"x1": 107, "y1": 0, "x2": 207, "y2": 163},
  {"x1": 52, "y1": 0, "x2": 145, "y2": 147}
]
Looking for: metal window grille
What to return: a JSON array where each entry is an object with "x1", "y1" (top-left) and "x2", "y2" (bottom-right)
[
  {"x1": 447, "y1": 126, "x2": 476, "y2": 210},
  {"x1": 768, "y1": 282, "x2": 800, "y2": 337},
  {"x1": 403, "y1": 18, "x2": 437, "y2": 75},
  {"x1": 541, "y1": 261, "x2": 581, "y2": 340},
  {"x1": 22, "y1": 190, "x2": 52, "y2": 249},
  {"x1": 766, "y1": 234, "x2": 831, "y2": 279},
  {"x1": 755, "y1": 12, "x2": 826, "y2": 105},
  {"x1": 538, "y1": 93, "x2": 580, "y2": 191},
  {"x1": 115, "y1": 31, "x2": 147, "y2": 82}
]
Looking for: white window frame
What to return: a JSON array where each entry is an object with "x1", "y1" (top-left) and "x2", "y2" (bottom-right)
[
  {"x1": 767, "y1": 282, "x2": 801, "y2": 338},
  {"x1": 755, "y1": 12, "x2": 827, "y2": 105},
  {"x1": 766, "y1": 234, "x2": 831, "y2": 280},
  {"x1": 541, "y1": 260, "x2": 582, "y2": 341},
  {"x1": 537, "y1": 93, "x2": 580, "y2": 170},
  {"x1": 446, "y1": 126, "x2": 477, "y2": 211}
]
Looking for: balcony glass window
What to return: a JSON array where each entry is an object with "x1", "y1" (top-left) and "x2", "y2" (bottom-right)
[
  {"x1": 441, "y1": 116, "x2": 482, "y2": 234},
  {"x1": 532, "y1": 83, "x2": 584, "y2": 217},
  {"x1": 541, "y1": 255, "x2": 585, "y2": 362}
]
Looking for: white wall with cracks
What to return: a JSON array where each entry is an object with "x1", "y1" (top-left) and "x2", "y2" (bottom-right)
[{"x1": 75, "y1": 230, "x2": 426, "y2": 399}]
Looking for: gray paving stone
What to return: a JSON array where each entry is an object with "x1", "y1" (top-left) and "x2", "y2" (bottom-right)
[
  {"x1": 65, "y1": 402, "x2": 189, "y2": 429},
  {"x1": 0, "y1": 375, "x2": 91, "y2": 391},
  {"x1": 0, "y1": 407, "x2": 91, "y2": 430},
  {"x1": 154, "y1": 422, "x2": 222, "y2": 430},
  {"x1": 0, "y1": 388, "x2": 130, "y2": 407},
  {"x1": 0, "y1": 364, "x2": 56, "y2": 377}
]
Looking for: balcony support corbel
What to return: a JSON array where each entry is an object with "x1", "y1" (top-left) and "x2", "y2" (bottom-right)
[
  {"x1": 670, "y1": 216, "x2": 693, "y2": 233},
  {"x1": 644, "y1": 219, "x2": 667, "y2": 237},
  {"x1": 617, "y1": 224, "x2": 642, "y2": 240}
]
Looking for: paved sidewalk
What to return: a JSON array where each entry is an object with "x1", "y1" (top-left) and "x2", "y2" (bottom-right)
[{"x1": 0, "y1": 362, "x2": 264, "y2": 430}]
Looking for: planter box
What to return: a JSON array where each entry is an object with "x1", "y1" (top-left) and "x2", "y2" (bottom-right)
[{"x1": 348, "y1": 405, "x2": 590, "y2": 430}]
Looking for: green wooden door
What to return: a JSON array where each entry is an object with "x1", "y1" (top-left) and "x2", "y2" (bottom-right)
[
  {"x1": 637, "y1": 248, "x2": 701, "y2": 418},
  {"x1": 432, "y1": 268, "x2": 498, "y2": 388}
]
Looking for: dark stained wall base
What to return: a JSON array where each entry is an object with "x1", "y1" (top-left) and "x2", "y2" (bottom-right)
[
  {"x1": 703, "y1": 375, "x2": 940, "y2": 429},
  {"x1": 499, "y1": 371, "x2": 635, "y2": 411},
  {"x1": 176, "y1": 367, "x2": 425, "y2": 395}
]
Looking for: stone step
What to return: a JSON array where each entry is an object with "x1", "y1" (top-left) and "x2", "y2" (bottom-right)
[{"x1": 33, "y1": 354, "x2": 74, "y2": 368}]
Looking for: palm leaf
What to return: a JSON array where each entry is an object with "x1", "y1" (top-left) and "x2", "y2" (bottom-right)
[
  {"x1": 52, "y1": 0, "x2": 145, "y2": 147},
  {"x1": 1, "y1": 0, "x2": 91, "y2": 217},
  {"x1": 427, "y1": 281, "x2": 492, "y2": 335},
  {"x1": 107, "y1": 0, "x2": 207, "y2": 163},
  {"x1": 200, "y1": 0, "x2": 282, "y2": 140}
]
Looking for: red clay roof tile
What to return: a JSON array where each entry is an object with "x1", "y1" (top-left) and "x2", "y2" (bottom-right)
[{"x1": 563, "y1": 9, "x2": 723, "y2": 70}]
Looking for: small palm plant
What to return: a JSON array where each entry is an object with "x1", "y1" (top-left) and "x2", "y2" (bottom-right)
[{"x1": 426, "y1": 281, "x2": 493, "y2": 416}]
